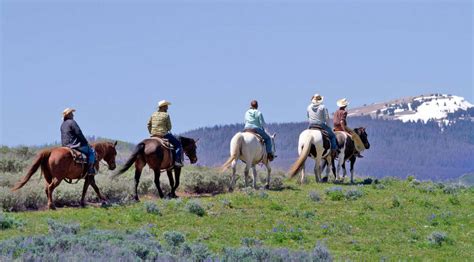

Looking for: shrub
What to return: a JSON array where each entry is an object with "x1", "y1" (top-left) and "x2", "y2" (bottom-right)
[
  {"x1": 443, "y1": 184, "x2": 466, "y2": 195},
  {"x1": 303, "y1": 211, "x2": 316, "y2": 219},
  {"x1": 325, "y1": 187, "x2": 344, "y2": 201},
  {"x1": 345, "y1": 188, "x2": 364, "y2": 200},
  {"x1": 391, "y1": 196, "x2": 401, "y2": 208},
  {"x1": 0, "y1": 212, "x2": 23, "y2": 230},
  {"x1": 163, "y1": 231, "x2": 186, "y2": 250},
  {"x1": 407, "y1": 175, "x2": 415, "y2": 182},
  {"x1": 47, "y1": 219, "x2": 80, "y2": 235},
  {"x1": 144, "y1": 201, "x2": 161, "y2": 215},
  {"x1": 185, "y1": 200, "x2": 206, "y2": 216},
  {"x1": 189, "y1": 243, "x2": 211, "y2": 261},
  {"x1": 241, "y1": 237, "x2": 262, "y2": 247},
  {"x1": 221, "y1": 199, "x2": 232, "y2": 208},
  {"x1": 258, "y1": 190, "x2": 269, "y2": 199},
  {"x1": 182, "y1": 170, "x2": 230, "y2": 194},
  {"x1": 373, "y1": 183, "x2": 386, "y2": 190},
  {"x1": 427, "y1": 231, "x2": 449, "y2": 246},
  {"x1": 312, "y1": 241, "x2": 333, "y2": 262},
  {"x1": 448, "y1": 195, "x2": 460, "y2": 205},
  {"x1": 309, "y1": 191, "x2": 322, "y2": 202}
]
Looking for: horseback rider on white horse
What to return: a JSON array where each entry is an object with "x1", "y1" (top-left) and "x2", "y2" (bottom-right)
[
  {"x1": 307, "y1": 94, "x2": 339, "y2": 158},
  {"x1": 288, "y1": 94, "x2": 336, "y2": 183},
  {"x1": 221, "y1": 100, "x2": 276, "y2": 190}
]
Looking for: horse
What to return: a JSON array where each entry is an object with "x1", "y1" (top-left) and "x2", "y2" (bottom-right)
[
  {"x1": 12, "y1": 141, "x2": 118, "y2": 209},
  {"x1": 333, "y1": 127, "x2": 370, "y2": 184},
  {"x1": 221, "y1": 132, "x2": 276, "y2": 190},
  {"x1": 288, "y1": 129, "x2": 335, "y2": 183},
  {"x1": 113, "y1": 136, "x2": 198, "y2": 201}
]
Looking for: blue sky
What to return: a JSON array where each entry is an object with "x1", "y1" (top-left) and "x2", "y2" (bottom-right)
[{"x1": 1, "y1": 0, "x2": 472, "y2": 146}]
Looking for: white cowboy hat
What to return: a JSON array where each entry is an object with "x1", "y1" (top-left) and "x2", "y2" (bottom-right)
[
  {"x1": 311, "y1": 94, "x2": 324, "y2": 105},
  {"x1": 157, "y1": 100, "x2": 171, "y2": 108},
  {"x1": 337, "y1": 98, "x2": 349, "y2": 107},
  {"x1": 62, "y1": 108, "x2": 76, "y2": 116}
]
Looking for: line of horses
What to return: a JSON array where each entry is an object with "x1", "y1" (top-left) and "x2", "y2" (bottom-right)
[{"x1": 11, "y1": 127, "x2": 369, "y2": 210}]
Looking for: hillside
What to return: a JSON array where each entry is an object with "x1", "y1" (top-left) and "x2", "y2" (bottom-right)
[
  {"x1": 1, "y1": 167, "x2": 473, "y2": 260},
  {"x1": 182, "y1": 117, "x2": 474, "y2": 181}
]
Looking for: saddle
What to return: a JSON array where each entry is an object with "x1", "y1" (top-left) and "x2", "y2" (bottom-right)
[
  {"x1": 308, "y1": 124, "x2": 330, "y2": 138},
  {"x1": 68, "y1": 148, "x2": 88, "y2": 165},
  {"x1": 243, "y1": 129, "x2": 264, "y2": 145}
]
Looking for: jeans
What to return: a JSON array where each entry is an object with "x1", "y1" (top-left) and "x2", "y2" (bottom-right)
[
  {"x1": 164, "y1": 133, "x2": 183, "y2": 163},
  {"x1": 253, "y1": 128, "x2": 273, "y2": 154},
  {"x1": 77, "y1": 145, "x2": 96, "y2": 165},
  {"x1": 309, "y1": 123, "x2": 338, "y2": 150}
]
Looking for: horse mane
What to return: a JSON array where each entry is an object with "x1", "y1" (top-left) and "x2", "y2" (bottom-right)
[{"x1": 179, "y1": 136, "x2": 194, "y2": 146}]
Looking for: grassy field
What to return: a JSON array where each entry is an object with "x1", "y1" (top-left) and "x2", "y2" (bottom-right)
[{"x1": 1, "y1": 166, "x2": 473, "y2": 260}]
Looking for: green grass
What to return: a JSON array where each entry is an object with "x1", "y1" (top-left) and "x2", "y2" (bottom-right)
[{"x1": 1, "y1": 173, "x2": 473, "y2": 260}]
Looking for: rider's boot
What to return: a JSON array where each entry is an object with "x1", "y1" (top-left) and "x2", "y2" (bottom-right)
[{"x1": 87, "y1": 163, "x2": 97, "y2": 176}]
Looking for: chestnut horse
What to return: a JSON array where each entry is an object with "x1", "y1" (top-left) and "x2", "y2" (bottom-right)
[
  {"x1": 113, "y1": 136, "x2": 198, "y2": 200},
  {"x1": 12, "y1": 141, "x2": 118, "y2": 209}
]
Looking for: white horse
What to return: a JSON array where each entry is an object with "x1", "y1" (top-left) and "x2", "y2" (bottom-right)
[
  {"x1": 221, "y1": 132, "x2": 276, "y2": 190},
  {"x1": 288, "y1": 129, "x2": 334, "y2": 183}
]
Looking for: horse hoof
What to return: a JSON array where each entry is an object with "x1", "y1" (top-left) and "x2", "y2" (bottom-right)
[
  {"x1": 264, "y1": 185, "x2": 270, "y2": 190},
  {"x1": 48, "y1": 205, "x2": 56, "y2": 210},
  {"x1": 80, "y1": 202, "x2": 86, "y2": 208}
]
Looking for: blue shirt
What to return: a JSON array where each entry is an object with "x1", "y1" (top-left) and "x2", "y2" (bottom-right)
[{"x1": 244, "y1": 108, "x2": 266, "y2": 129}]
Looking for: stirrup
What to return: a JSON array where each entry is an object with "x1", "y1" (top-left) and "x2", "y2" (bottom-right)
[{"x1": 174, "y1": 161, "x2": 184, "y2": 167}]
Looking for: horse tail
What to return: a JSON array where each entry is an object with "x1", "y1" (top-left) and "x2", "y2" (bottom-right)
[
  {"x1": 220, "y1": 133, "x2": 243, "y2": 172},
  {"x1": 288, "y1": 137, "x2": 312, "y2": 178},
  {"x1": 113, "y1": 142, "x2": 145, "y2": 177},
  {"x1": 12, "y1": 149, "x2": 51, "y2": 191}
]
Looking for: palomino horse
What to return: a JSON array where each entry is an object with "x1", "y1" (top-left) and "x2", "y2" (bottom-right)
[
  {"x1": 113, "y1": 136, "x2": 198, "y2": 200},
  {"x1": 221, "y1": 132, "x2": 276, "y2": 190},
  {"x1": 333, "y1": 127, "x2": 370, "y2": 184},
  {"x1": 12, "y1": 141, "x2": 118, "y2": 209},
  {"x1": 288, "y1": 129, "x2": 335, "y2": 183}
]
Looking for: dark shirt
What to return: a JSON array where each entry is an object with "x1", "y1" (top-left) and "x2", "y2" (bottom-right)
[
  {"x1": 333, "y1": 109, "x2": 348, "y2": 131},
  {"x1": 61, "y1": 119, "x2": 88, "y2": 148}
]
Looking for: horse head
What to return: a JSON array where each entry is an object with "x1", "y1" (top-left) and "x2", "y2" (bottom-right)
[
  {"x1": 98, "y1": 141, "x2": 118, "y2": 171},
  {"x1": 180, "y1": 136, "x2": 198, "y2": 164},
  {"x1": 355, "y1": 127, "x2": 370, "y2": 149}
]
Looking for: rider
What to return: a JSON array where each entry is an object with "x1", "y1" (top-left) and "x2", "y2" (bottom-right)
[
  {"x1": 60, "y1": 108, "x2": 96, "y2": 175},
  {"x1": 333, "y1": 98, "x2": 365, "y2": 158},
  {"x1": 307, "y1": 94, "x2": 338, "y2": 157},
  {"x1": 244, "y1": 100, "x2": 275, "y2": 161},
  {"x1": 147, "y1": 100, "x2": 183, "y2": 167}
]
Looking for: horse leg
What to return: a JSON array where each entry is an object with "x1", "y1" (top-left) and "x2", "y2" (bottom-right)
[
  {"x1": 331, "y1": 156, "x2": 337, "y2": 181},
  {"x1": 252, "y1": 166, "x2": 258, "y2": 189},
  {"x1": 134, "y1": 163, "x2": 144, "y2": 202},
  {"x1": 166, "y1": 169, "x2": 175, "y2": 198},
  {"x1": 172, "y1": 167, "x2": 181, "y2": 198},
  {"x1": 341, "y1": 161, "x2": 347, "y2": 182},
  {"x1": 314, "y1": 157, "x2": 322, "y2": 183},
  {"x1": 244, "y1": 164, "x2": 250, "y2": 188},
  {"x1": 350, "y1": 156, "x2": 357, "y2": 184},
  {"x1": 300, "y1": 163, "x2": 306, "y2": 184},
  {"x1": 321, "y1": 159, "x2": 328, "y2": 182},
  {"x1": 265, "y1": 163, "x2": 271, "y2": 190},
  {"x1": 153, "y1": 169, "x2": 165, "y2": 198},
  {"x1": 230, "y1": 160, "x2": 237, "y2": 192},
  {"x1": 89, "y1": 176, "x2": 107, "y2": 203},
  {"x1": 47, "y1": 178, "x2": 62, "y2": 210},
  {"x1": 80, "y1": 176, "x2": 91, "y2": 207}
]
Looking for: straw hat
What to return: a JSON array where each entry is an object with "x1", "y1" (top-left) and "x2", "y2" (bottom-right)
[
  {"x1": 157, "y1": 100, "x2": 171, "y2": 108},
  {"x1": 311, "y1": 94, "x2": 324, "y2": 105},
  {"x1": 337, "y1": 98, "x2": 349, "y2": 107},
  {"x1": 62, "y1": 108, "x2": 76, "y2": 116}
]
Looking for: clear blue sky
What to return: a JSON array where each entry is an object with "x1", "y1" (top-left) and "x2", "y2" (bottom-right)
[{"x1": 1, "y1": 0, "x2": 472, "y2": 146}]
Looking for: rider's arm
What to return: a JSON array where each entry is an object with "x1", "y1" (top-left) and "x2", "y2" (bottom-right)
[
  {"x1": 324, "y1": 107, "x2": 330, "y2": 125},
  {"x1": 71, "y1": 120, "x2": 88, "y2": 145},
  {"x1": 166, "y1": 114, "x2": 172, "y2": 132},
  {"x1": 147, "y1": 116, "x2": 152, "y2": 134}
]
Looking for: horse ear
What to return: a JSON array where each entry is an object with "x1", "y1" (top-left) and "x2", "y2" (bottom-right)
[
  {"x1": 195, "y1": 138, "x2": 200, "y2": 144},
  {"x1": 272, "y1": 133, "x2": 277, "y2": 138},
  {"x1": 114, "y1": 140, "x2": 118, "y2": 147}
]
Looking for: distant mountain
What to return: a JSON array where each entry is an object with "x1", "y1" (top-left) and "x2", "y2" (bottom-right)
[{"x1": 348, "y1": 94, "x2": 474, "y2": 126}]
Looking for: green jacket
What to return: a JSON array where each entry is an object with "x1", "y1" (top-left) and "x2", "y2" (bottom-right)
[{"x1": 148, "y1": 111, "x2": 171, "y2": 136}]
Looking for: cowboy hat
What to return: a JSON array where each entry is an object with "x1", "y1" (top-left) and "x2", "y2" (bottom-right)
[
  {"x1": 337, "y1": 98, "x2": 349, "y2": 107},
  {"x1": 62, "y1": 108, "x2": 76, "y2": 116},
  {"x1": 157, "y1": 100, "x2": 171, "y2": 108},
  {"x1": 311, "y1": 94, "x2": 324, "y2": 105}
]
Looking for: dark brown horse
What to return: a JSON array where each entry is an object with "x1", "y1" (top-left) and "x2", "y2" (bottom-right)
[
  {"x1": 328, "y1": 127, "x2": 370, "y2": 183},
  {"x1": 12, "y1": 141, "x2": 118, "y2": 209},
  {"x1": 113, "y1": 136, "x2": 198, "y2": 200}
]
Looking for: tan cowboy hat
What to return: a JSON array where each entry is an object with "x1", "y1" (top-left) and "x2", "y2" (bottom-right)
[
  {"x1": 311, "y1": 94, "x2": 324, "y2": 105},
  {"x1": 337, "y1": 98, "x2": 349, "y2": 107},
  {"x1": 157, "y1": 100, "x2": 171, "y2": 108},
  {"x1": 62, "y1": 108, "x2": 76, "y2": 116}
]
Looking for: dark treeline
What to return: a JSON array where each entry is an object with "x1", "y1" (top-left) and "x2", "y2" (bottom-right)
[{"x1": 182, "y1": 117, "x2": 474, "y2": 180}]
